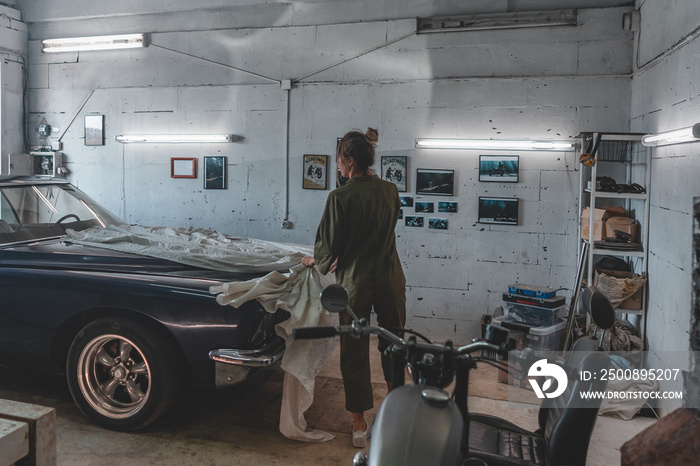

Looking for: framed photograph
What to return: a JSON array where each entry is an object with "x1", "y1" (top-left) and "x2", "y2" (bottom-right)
[
  {"x1": 479, "y1": 155, "x2": 519, "y2": 183},
  {"x1": 405, "y1": 216, "x2": 424, "y2": 228},
  {"x1": 416, "y1": 169, "x2": 455, "y2": 196},
  {"x1": 478, "y1": 197, "x2": 519, "y2": 225},
  {"x1": 303, "y1": 155, "x2": 328, "y2": 190},
  {"x1": 171, "y1": 158, "x2": 196, "y2": 178},
  {"x1": 84, "y1": 114, "x2": 104, "y2": 146},
  {"x1": 415, "y1": 202, "x2": 434, "y2": 213},
  {"x1": 429, "y1": 218, "x2": 448, "y2": 230},
  {"x1": 400, "y1": 196, "x2": 414, "y2": 207},
  {"x1": 204, "y1": 156, "x2": 226, "y2": 189},
  {"x1": 381, "y1": 156, "x2": 407, "y2": 192},
  {"x1": 438, "y1": 202, "x2": 458, "y2": 213}
]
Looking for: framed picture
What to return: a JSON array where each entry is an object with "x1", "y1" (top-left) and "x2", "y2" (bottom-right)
[
  {"x1": 416, "y1": 169, "x2": 455, "y2": 196},
  {"x1": 336, "y1": 169, "x2": 349, "y2": 188},
  {"x1": 381, "y1": 156, "x2": 407, "y2": 192},
  {"x1": 415, "y1": 202, "x2": 434, "y2": 213},
  {"x1": 438, "y1": 202, "x2": 458, "y2": 213},
  {"x1": 303, "y1": 155, "x2": 328, "y2": 190},
  {"x1": 405, "y1": 216, "x2": 424, "y2": 228},
  {"x1": 429, "y1": 218, "x2": 448, "y2": 230},
  {"x1": 478, "y1": 197, "x2": 519, "y2": 225},
  {"x1": 400, "y1": 196, "x2": 414, "y2": 207},
  {"x1": 204, "y1": 156, "x2": 226, "y2": 189},
  {"x1": 171, "y1": 158, "x2": 196, "y2": 178},
  {"x1": 84, "y1": 114, "x2": 104, "y2": 146},
  {"x1": 479, "y1": 155, "x2": 519, "y2": 183}
]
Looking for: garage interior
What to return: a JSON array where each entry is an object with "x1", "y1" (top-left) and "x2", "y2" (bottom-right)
[{"x1": 0, "y1": 0, "x2": 698, "y2": 465}]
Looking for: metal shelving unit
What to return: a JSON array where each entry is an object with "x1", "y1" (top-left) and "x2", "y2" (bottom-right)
[{"x1": 577, "y1": 132, "x2": 650, "y2": 343}]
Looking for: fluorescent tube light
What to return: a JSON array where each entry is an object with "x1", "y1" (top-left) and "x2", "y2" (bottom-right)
[
  {"x1": 115, "y1": 134, "x2": 236, "y2": 144},
  {"x1": 417, "y1": 10, "x2": 577, "y2": 34},
  {"x1": 415, "y1": 139, "x2": 575, "y2": 151},
  {"x1": 641, "y1": 123, "x2": 700, "y2": 147},
  {"x1": 41, "y1": 34, "x2": 146, "y2": 53}
]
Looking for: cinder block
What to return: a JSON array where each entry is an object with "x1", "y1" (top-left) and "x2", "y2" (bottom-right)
[
  {"x1": 0, "y1": 400, "x2": 56, "y2": 466},
  {"x1": 0, "y1": 418, "x2": 29, "y2": 466}
]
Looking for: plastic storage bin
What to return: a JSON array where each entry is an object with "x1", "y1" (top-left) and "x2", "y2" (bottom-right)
[
  {"x1": 503, "y1": 301, "x2": 566, "y2": 327},
  {"x1": 492, "y1": 316, "x2": 566, "y2": 352}
]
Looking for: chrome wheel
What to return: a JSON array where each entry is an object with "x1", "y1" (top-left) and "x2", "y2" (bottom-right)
[{"x1": 77, "y1": 334, "x2": 151, "y2": 419}]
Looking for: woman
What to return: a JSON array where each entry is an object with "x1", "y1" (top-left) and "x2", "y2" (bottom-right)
[{"x1": 302, "y1": 127, "x2": 406, "y2": 448}]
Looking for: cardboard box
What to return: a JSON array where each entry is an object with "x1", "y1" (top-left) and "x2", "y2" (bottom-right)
[
  {"x1": 594, "y1": 269, "x2": 646, "y2": 310},
  {"x1": 580, "y1": 207, "x2": 608, "y2": 241},
  {"x1": 605, "y1": 216, "x2": 640, "y2": 243}
]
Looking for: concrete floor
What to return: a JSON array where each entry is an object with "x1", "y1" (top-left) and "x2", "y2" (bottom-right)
[{"x1": 0, "y1": 337, "x2": 657, "y2": 465}]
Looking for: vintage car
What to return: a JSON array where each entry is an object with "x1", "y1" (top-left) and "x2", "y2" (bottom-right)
[{"x1": 0, "y1": 176, "x2": 289, "y2": 431}]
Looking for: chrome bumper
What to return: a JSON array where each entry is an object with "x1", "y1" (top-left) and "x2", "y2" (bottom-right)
[{"x1": 208, "y1": 338, "x2": 285, "y2": 389}]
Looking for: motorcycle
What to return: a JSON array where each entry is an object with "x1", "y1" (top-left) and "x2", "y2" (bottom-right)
[
  {"x1": 293, "y1": 284, "x2": 515, "y2": 466},
  {"x1": 293, "y1": 284, "x2": 611, "y2": 466}
]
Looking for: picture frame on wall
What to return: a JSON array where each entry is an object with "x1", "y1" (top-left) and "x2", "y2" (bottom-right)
[
  {"x1": 400, "y1": 196, "x2": 414, "y2": 207},
  {"x1": 478, "y1": 197, "x2": 519, "y2": 225},
  {"x1": 405, "y1": 216, "x2": 424, "y2": 228},
  {"x1": 303, "y1": 154, "x2": 328, "y2": 190},
  {"x1": 438, "y1": 201, "x2": 458, "y2": 213},
  {"x1": 381, "y1": 156, "x2": 407, "y2": 192},
  {"x1": 415, "y1": 202, "x2": 434, "y2": 213},
  {"x1": 84, "y1": 114, "x2": 104, "y2": 146},
  {"x1": 479, "y1": 155, "x2": 519, "y2": 183},
  {"x1": 429, "y1": 218, "x2": 448, "y2": 230},
  {"x1": 416, "y1": 168, "x2": 455, "y2": 196},
  {"x1": 171, "y1": 158, "x2": 197, "y2": 179},
  {"x1": 204, "y1": 156, "x2": 226, "y2": 189}
]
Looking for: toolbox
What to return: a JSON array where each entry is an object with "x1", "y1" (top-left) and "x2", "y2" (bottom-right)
[
  {"x1": 503, "y1": 301, "x2": 566, "y2": 327},
  {"x1": 507, "y1": 284, "x2": 558, "y2": 299},
  {"x1": 502, "y1": 292, "x2": 566, "y2": 309},
  {"x1": 492, "y1": 316, "x2": 566, "y2": 352}
]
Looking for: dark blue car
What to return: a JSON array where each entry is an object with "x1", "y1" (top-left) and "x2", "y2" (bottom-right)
[{"x1": 0, "y1": 176, "x2": 288, "y2": 431}]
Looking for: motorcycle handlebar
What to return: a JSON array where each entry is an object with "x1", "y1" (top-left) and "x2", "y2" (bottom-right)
[{"x1": 293, "y1": 324, "x2": 507, "y2": 357}]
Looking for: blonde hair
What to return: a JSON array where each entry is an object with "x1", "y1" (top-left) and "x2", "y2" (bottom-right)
[{"x1": 337, "y1": 127, "x2": 379, "y2": 172}]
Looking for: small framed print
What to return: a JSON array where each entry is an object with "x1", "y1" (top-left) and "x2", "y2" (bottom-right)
[
  {"x1": 400, "y1": 196, "x2": 414, "y2": 207},
  {"x1": 415, "y1": 202, "x2": 434, "y2": 213},
  {"x1": 429, "y1": 218, "x2": 448, "y2": 230},
  {"x1": 405, "y1": 216, "x2": 424, "y2": 228},
  {"x1": 303, "y1": 155, "x2": 328, "y2": 190},
  {"x1": 416, "y1": 169, "x2": 455, "y2": 196},
  {"x1": 171, "y1": 158, "x2": 196, "y2": 178},
  {"x1": 438, "y1": 202, "x2": 458, "y2": 213},
  {"x1": 478, "y1": 197, "x2": 519, "y2": 225},
  {"x1": 381, "y1": 156, "x2": 407, "y2": 192},
  {"x1": 84, "y1": 114, "x2": 104, "y2": 146},
  {"x1": 479, "y1": 155, "x2": 519, "y2": 183},
  {"x1": 204, "y1": 156, "x2": 226, "y2": 189}
]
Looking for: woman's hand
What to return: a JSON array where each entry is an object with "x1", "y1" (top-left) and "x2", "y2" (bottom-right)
[
  {"x1": 301, "y1": 256, "x2": 316, "y2": 267},
  {"x1": 329, "y1": 258, "x2": 338, "y2": 273}
]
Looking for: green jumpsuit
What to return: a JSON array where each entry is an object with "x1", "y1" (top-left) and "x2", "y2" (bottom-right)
[{"x1": 314, "y1": 175, "x2": 406, "y2": 413}]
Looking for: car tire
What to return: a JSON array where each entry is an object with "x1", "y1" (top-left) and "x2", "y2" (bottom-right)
[{"x1": 66, "y1": 318, "x2": 183, "y2": 431}]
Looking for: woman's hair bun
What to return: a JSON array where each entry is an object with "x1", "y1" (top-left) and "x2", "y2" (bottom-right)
[{"x1": 365, "y1": 127, "x2": 379, "y2": 144}]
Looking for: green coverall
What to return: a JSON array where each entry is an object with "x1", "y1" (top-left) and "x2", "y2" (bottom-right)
[{"x1": 314, "y1": 175, "x2": 406, "y2": 413}]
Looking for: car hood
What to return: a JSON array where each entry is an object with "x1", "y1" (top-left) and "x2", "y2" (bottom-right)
[{"x1": 0, "y1": 237, "x2": 266, "y2": 282}]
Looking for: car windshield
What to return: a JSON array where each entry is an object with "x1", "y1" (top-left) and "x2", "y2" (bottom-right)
[{"x1": 0, "y1": 183, "x2": 124, "y2": 244}]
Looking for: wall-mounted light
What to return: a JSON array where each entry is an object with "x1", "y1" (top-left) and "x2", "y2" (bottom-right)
[
  {"x1": 115, "y1": 134, "x2": 239, "y2": 144},
  {"x1": 41, "y1": 34, "x2": 146, "y2": 53},
  {"x1": 417, "y1": 10, "x2": 577, "y2": 34},
  {"x1": 415, "y1": 138, "x2": 576, "y2": 151},
  {"x1": 641, "y1": 123, "x2": 700, "y2": 147}
]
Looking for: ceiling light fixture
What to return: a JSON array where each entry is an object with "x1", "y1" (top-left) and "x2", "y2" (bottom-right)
[
  {"x1": 41, "y1": 33, "x2": 146, "y2": 53},
  {"x1": 417, "y1": 10, "x2": 577, "y2": 34},
  {"x1": 115, "y1": 134, "x2": 238, "y2": 144},
  {"x1": 641, "y1": 123, "x2": 700, "y2": 147},
  {"x1": 415, "y1": 138, "x2": 576, "y2": 151}
]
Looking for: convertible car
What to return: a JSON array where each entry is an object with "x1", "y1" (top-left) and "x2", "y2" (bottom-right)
[{"x1": 0, "y1": 176, "x2": 289, "y2": 431}]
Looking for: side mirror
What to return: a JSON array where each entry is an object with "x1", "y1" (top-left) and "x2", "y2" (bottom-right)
[
  {"x1": 580, "y1": 285, "x2": 615, "y2": 331},
  {"x1": 320, "y1": 284, "x2": 349, "y2": 313}
]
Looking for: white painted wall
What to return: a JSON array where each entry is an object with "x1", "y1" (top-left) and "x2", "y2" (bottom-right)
[
  {"x1": 16, "y1": 2, "x2": 636, "y2": 344},
  {"x1": 0, "y1": 5, "x2": 25, "y2": 170},
  {"x1": 630, "y1": 0, "x2": 700, "y2": 414}
]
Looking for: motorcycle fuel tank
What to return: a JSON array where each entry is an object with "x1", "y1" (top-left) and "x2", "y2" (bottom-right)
[{"x1": 367, "y1": 384, "x2": 464, "y2": 466}]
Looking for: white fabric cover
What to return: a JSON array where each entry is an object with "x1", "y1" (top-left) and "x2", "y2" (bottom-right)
[{"x1": 65, "y1": 225, "x2": 337, "y2": 442}]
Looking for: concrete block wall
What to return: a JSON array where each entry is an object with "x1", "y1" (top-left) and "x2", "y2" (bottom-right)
[
  {"x1": 630, "y1": 0, "x2": 700, "y2": 414},
  {"x1": 15, "y1": 3, "x2": 636, "y2": 342},
  {"x1": 0, "y1": 4, "x2": 25, "y2": 169}
]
